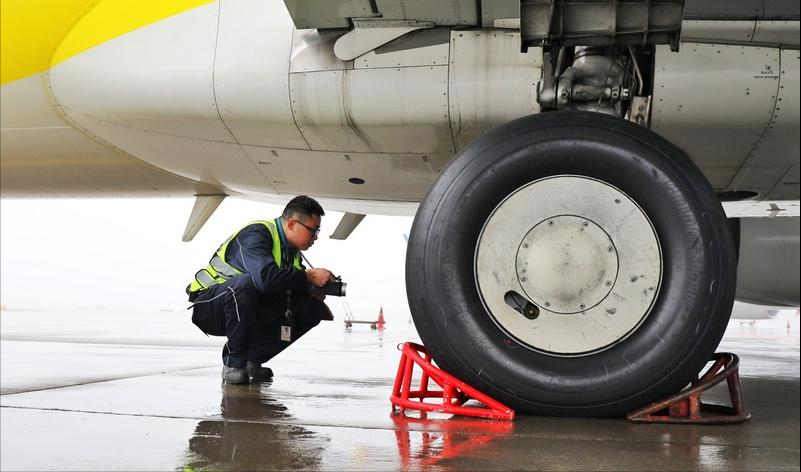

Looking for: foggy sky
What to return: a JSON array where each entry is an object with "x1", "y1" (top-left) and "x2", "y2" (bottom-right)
[{"x1": 0, "y1": 198, "x2": 414, "y2": 322}]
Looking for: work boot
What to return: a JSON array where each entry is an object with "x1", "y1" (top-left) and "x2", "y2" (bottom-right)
[
  {"x1": 246, "y1": 361, "x2": 274, "y2": 381},
  {"x1": 221, "y1": 366, "x2": 249, "y2": 384}
]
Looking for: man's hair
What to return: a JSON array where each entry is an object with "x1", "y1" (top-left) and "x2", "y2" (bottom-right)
[{"x1": 282, "y1": 195, "x2": 325, "y2": 220}]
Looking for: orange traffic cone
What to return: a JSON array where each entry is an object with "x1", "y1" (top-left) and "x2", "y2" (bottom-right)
[{"x1": 377, "y1": 307, "x2": 386, "y2": 330}]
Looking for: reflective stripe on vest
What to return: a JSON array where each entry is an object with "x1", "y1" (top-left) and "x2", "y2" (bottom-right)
[{"x1": 186, "y1": 218, "x2": 302, "y2": 294}]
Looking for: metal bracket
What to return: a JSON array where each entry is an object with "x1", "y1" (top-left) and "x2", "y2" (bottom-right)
[
  {"x1": 182, "y1": 194, "x2": 226, "y2": 242},
  {"x1": 334, "y1": 20, "x2": 434, "y2": 61},
  {"x1": 537, "y1": 49, "x2": 558, "y2": 108},
  {"x1": 627, "y1": 96, "x2": 652, "y2": 127},
  {"x1": 329, "y1": 212, "x2": 365, "y2": 240}
]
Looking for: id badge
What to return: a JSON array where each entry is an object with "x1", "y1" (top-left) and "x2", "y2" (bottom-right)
[
  {"x1": 280, "y1": 321, "x2": 292, "y2": 342},
  {"x1": 282, "y1": 292, "x2": 293, "y2": 342}
]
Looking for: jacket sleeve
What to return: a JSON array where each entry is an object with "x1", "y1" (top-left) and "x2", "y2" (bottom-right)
[{"x1": 233, "y1": 225, "x2": 308, "y2": 295}]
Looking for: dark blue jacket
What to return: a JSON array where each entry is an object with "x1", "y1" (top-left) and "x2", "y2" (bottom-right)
[{"x1": 222, "y1": 222, "x2": 308, "y2": 295}]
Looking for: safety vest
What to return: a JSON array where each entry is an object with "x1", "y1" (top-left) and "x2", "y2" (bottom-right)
[{"x1": 186, "y1": 218, "x2": 303, "y2": 295}]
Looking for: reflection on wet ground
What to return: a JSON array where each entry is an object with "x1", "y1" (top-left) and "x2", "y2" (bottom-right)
[
  {"x1": 719, "y1": 316, "x2": 800, "y2": 379},
  {"x1": 183, "y1": 383, "x2": 327, "y2": 471},
  {"x1": 1, "y1": 309, "x2": 799, "y2": 471},
  {"x1": 390, "y1": 413, "x2": 516, "y2": 471}
]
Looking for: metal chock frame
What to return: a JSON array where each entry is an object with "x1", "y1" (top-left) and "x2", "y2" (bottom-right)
[
  {"x1": 627, "y1": 352, "x2": 751, "y2": 424},
  {"x1": 390, "y1": 342, "x2": 515, "y2": 421}
]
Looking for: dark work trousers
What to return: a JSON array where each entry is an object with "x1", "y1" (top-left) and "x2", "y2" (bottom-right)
[{"x1": 190, "y1": 274, "x2": 324, "y2": 368}]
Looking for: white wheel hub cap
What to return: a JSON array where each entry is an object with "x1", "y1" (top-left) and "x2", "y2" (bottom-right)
[
  {"x1": 475, "y1": 176, "x2": 662, "y2": 356},
  {"x1": 518, "y1": 215, "x2": 618, "y2": 313}
]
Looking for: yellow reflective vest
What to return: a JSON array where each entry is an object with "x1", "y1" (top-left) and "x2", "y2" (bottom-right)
[{"x1": 186, "y1": 219, "x2": 302, "y2": 295}]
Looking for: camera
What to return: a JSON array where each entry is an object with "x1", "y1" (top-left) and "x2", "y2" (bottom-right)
[{"x1": 310, "y1": 276, "x2": 347, "y2": 297}]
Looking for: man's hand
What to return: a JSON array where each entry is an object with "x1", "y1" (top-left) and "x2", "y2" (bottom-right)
[{"x1": 306, "y1": 268, "x2": 335, "y2": 287}]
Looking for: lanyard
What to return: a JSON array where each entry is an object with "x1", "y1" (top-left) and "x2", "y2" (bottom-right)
[
  {"x1": 284, "y1": 290, "x2": 293, "y2": 320},
  {"x1": 280, "y1": 289, "x2": 293, "y2": 342}
]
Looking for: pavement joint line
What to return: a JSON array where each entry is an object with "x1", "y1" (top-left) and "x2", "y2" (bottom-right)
[
  {"x1": 0, "y1": 336, "x2": 220, "y2": 349},
  {"x1": 0, "y1": 335, "x2": 412, "y2": 350},
  {"x1": 0, "y1": 404, "x2": 211, "y2": 421},
  {"x1": 0, "y1": 404, "x2": 428, "y2": 433},
  {"x1": 0, "y1": 365, "x2": 218, "y2": 396},
  {"x1": 2, "y1": 404, "x2": 796, "y2": 451}
]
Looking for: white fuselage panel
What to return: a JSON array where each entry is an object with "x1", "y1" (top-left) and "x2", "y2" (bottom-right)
[{"x1": 45, "y1": 0, "x2": 541, "y2": 202}]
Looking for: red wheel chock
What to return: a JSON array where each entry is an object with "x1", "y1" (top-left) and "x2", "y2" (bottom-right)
[
  {"x1": 390, "y1": 342, "x2": 515, "y2": 421},
  {"x1": 627, "y1": 352, "x2": 751, "y2": 424}
]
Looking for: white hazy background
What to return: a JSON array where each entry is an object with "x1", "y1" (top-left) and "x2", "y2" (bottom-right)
[{"x1": 0, "y1": 198, "x2": 414, "y2": 323}]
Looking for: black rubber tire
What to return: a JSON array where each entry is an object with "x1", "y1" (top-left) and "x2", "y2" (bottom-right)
[{"x1": 406, "y1": 111, "x2": 737, "y2": 416}]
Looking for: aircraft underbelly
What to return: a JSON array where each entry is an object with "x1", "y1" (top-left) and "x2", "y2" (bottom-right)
[
  {"x1": 652, "y1": 44, "x2": 800, "y2": 201},
  {"x1": 43, "y1": 0, "x2": 798, "y2": 202},
  {"x1": 0, "y1": 74, "x2": 199, "y2": 197},
  {"x1": 46, "y1": 0, "x2": 542, "y2": 201}
]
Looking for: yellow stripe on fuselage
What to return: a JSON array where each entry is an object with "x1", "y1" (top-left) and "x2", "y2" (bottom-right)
[{"x1": 0, "y1": 0, "x2": 213, "y2": 85}]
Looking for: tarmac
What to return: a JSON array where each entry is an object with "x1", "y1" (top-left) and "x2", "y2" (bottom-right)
[{"x1": 1, "y1": 308, "x2": 799, "y2": 471}]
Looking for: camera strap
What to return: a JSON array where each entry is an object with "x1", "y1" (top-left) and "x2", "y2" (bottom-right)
[{"x1": 280, "y1": 290, "x2": 293, "y2": 342}]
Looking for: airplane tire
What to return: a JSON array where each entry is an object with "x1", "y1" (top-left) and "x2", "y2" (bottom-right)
[{"x1": 406, "y1": 111, "x2": 737, "y2": 416}]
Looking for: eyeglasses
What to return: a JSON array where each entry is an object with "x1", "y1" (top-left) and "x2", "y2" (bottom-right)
[{"x1": 294, "y1": 219, "x2": 321, "y2": 237}]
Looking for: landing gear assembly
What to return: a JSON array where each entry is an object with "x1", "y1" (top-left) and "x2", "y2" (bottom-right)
[{"x1": 405, "y1": 111, "x2": 737, "y2": 416}]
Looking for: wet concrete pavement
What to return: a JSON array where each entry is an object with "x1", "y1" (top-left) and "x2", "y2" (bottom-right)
[{"x1": 1, "y1": 309, "x2": 799, "y2": 471}]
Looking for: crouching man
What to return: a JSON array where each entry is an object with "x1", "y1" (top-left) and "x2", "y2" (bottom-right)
[{"x1": 186, "y1": 195, "x2": 336, "y2": 383}]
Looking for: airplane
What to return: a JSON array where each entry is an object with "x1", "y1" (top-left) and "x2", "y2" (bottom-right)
[{"x1": 1, "y1": 0, "x2": 799, "y2": 417}]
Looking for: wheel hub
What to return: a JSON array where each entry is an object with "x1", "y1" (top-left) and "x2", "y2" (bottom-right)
[
  {"x1": 517, "y1": 215, "x2": 618, "y2": 314},
  {"x1": 475, "y1": 175, "x2": 662, "y2": 356}
]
